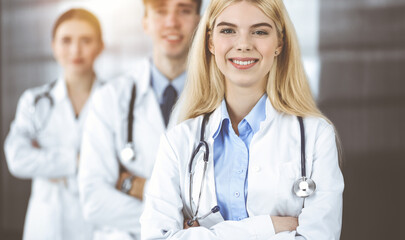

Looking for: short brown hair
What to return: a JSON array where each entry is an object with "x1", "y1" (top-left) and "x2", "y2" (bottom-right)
[{"x1": 143, "y1": 0, "x2": 202, "y2": 16}]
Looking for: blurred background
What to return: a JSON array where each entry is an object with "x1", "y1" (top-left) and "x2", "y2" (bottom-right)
[{"x1": 1, "y1": 0, "x2": 404, "y2": 239}]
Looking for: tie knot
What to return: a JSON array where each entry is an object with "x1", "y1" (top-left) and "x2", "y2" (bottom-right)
[{"x1": 163, "y1": 84, "x2": 177, "y2": 100}]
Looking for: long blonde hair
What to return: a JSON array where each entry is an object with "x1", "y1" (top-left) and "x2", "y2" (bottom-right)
[{"x1": 180, "y1": 0, "x2": 325, "y2": 122}]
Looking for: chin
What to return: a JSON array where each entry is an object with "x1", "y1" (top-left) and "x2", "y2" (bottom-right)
[
  {"x1": 165, "y1": 51, "x2": 188, "y2": 60},
  {"x1": 227, "y1": 76, "x2": 265, "y2": 90},
  {"x1": 68, "y1": 67, "x2": 93, "y2": 76}
]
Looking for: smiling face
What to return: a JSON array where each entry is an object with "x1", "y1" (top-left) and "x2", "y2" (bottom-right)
[
  {"x1": 209, "y1": 1, "x2": 282, "y2": 94},
  {"x1": 143, "y1": 0, "x2": 200, "y2": 61},
  {"x1": 52, "y1": 19, "x2": 103, "y2": 76}
]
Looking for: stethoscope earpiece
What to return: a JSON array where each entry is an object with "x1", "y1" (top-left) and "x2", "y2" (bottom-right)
[
  {"x1": 121, "y1": 143, "x2": 135, "y2": 162},
  {"x1": 293, "y1": 177, "x2": 316, "y2": 198}
]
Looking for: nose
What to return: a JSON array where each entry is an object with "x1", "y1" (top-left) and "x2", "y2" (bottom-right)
[
  {"x1": 236, "y1": 32, "x2": 252, "y2": 52},
  {"x1": 165, "y1": 11, "x2": 180, "y2": 28},
  {"x1": 70, "y1": 40, "x2": 81, "y2": 56}
]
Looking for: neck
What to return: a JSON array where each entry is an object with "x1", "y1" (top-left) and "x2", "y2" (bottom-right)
[
  {"x1": 153, "y1": 52, "x2": 187, "y2": 81},
  {"x1": 65, "y1": 71, "x2": 95, "y2": 93},
  {"x1": 225, "y1": 85, "x2": 265, "y2": 135},
  {"x1": 64, "y1": 71, "x2": 95, "y2": 117}
]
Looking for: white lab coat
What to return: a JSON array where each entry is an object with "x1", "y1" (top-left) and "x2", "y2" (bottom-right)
[
  {"x1": 79, "y1": 59, "x2": 178, "y2": 240},
  {"x1": 4, "y1": 77, "x2": 103, "y2": 240},
  {"x1": 140, "y1": 98, "x2": 344, "y2": 240}
]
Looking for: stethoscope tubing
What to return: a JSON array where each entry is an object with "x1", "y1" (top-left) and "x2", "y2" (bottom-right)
[
  {"x1": 31, "y1": 81, "x2": 57, "y2": 133},
  {"x1": 187, "y1": 113, "x2": 316, "y2": 222}
]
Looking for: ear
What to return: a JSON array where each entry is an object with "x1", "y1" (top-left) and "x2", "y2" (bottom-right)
[
  {"x1": 207, "y1": 31, "x2": 215, "y2": 55},
  {"x1": 275, "y1": 45, "x2": 283, "y2": 56},
  {"x1": 97, "y1": 42, "x2": 105, "y2": 56}
]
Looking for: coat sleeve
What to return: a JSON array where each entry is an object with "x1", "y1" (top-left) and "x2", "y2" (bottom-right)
[
  {"x1": 140, "y1": 134, "x2": 277, "y2": 240},
  {"x1": 78, "y1": 90, "x2": 143, "y2": 233},
  {"x1": 4, "y1": 90, "x2": 77, "y2": 179},
  {"x1": 292, "y1": 124, "x2": 344, "y2": 240}
]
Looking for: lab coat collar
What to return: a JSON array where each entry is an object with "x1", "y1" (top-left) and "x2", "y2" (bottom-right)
[
  {"x1": 128, "y1": 58, "x2": 152, "y2": 103},
  {"x1": 51, "y1": 77, "x2": 68, "y2": 103},
  {"x1": 207, "y1": 96, "x2": 278, "y2": 139},
  {"x1": 51, "y1": 76, "x2": 103, "y2": 104}
]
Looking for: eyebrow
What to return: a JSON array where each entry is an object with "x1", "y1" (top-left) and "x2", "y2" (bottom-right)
[
  {"x1": 177, "y1": 3, "x2": 195, "y2": 9},
  {"x1": 216, "y1": 22, "x2": 273, "y2": 29},
  {"x1": 251, "y1": 23, "x2": 273, "y2": 29},
  {"x1": 216, "y1": 22, "x2": 237, "y2": 28}
]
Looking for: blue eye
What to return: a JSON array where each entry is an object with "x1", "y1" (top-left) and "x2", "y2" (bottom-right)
[
  {"x1": 219, "y1": 28, "x2": 235, "y2": 34},
  {"x1": 80, "y1": 37, "x2": 93, "y2": 44},
  {"x1": 156, "y1": 8, "x2": 167, "y2": 15},
  {"x1": 179, "y1": 8, "x2": 193, "y2": 15},
  {"x1": 253, "y1": 30, "x2": 268, "y2": 35},
  {"x1": 61, "y1": 37, "x2": 71, "y2": 44}
]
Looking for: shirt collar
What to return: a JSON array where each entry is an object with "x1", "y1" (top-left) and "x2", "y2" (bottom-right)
[
  {"x1": 212, "y1": 94, "x2": 267, "y2": 139},
  {"x1": 150, "y1": 61, "x2": 186, "y2": 103},
  {"x1": 244, "y1": 94, "x2": 267, "y2": 134},
  {"x1": 212, "y1": 100, "x2": 231, "y2": 139}
]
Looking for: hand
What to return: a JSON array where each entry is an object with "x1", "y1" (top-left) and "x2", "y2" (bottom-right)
[
  {"x1": 183, "y1": 219, "x2": 200, "y2": 229},
  {"x1": 116, "y1": 171, "x2": 146, "y2": 201},
  {"x1": 270, "y1": 216, "x2": 298, "y2": 233},
  {"x1": 128, "y1": 176, "x2": 146, "y2": 200}
]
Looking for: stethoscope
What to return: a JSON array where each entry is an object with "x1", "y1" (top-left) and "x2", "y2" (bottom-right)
[
  {"x1": 187, "y1": 112, "x2": 220, "y2": 226},
  {"x1": 120, "y1": 83, "x2": 137, "y2": 162},
  {"x1": 186, "y1": 113, "x2": 316, "y2": 226},
  {"x1": 30, "y1": 81, "x2": 57, "y2": 134}
]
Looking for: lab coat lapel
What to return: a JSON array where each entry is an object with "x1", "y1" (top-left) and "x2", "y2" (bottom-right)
[
  {"x1": 50, "y1": 77, "x2": 76, "y2": 126},
  {"x1": 51, "y1": 77, "x2": 67, "y2": 104},
  {"x1": 131, "y1": 60, "x2": 165, "y2": 133},
  {"x1": 77, "y1": 79, "x2": 104, "y2": 122}
]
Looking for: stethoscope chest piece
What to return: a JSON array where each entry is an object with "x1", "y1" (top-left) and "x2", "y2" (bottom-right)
[
  {"x1": 120, "y1": 143, "x2": 135, "y2": 162},
  {"x1": 293, "y1": 177, "x2": 316, "y2": 198}
]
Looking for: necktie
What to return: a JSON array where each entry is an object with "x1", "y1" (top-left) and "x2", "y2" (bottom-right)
[{"x1": 160, "y1": 84, "x2": 177, "y2": 127}]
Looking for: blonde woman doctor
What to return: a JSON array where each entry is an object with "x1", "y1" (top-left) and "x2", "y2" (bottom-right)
[
  {"x1": 141, "y1": 0, "x2": 344, "y2": 239},
  {"x1": 4, "y1": 8, "x2": 104, "y2": 240}
]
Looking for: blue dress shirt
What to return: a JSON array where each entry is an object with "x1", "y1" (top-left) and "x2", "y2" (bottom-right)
[
  {"x1": 150, "y1": 61, "x2": 185, "y2": 104},
  {"x1": 212, "y1": 94, "x2": 267, "y2": 221}
]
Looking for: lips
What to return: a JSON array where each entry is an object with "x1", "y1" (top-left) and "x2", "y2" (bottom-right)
[
  {"x1": 72, "y1": 58, "x2": 84, "y2": 64},
  {"x1": 229, "y1": 57, "x2": 259, "y2": 69},
  {"x1": 164, "y1": 34, "x2": 182, "y2": 43}
]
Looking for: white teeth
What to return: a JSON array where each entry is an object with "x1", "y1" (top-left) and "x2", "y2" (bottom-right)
[
  {"x1": 232, "y1": 60, "x2": 256, "y2": 65},
  {"x1": 167, "y1": 35, "x2": 180, "y2": 40}
]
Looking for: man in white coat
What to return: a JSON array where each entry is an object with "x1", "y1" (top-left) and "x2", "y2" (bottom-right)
[{"x1": 78, "y1": 0, "x2": 201, "y2": 239}]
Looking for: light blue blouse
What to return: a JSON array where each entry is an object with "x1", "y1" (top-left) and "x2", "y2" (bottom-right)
[{"x1": 212, "y1": 94, "x2": 267, "y2": 221}]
